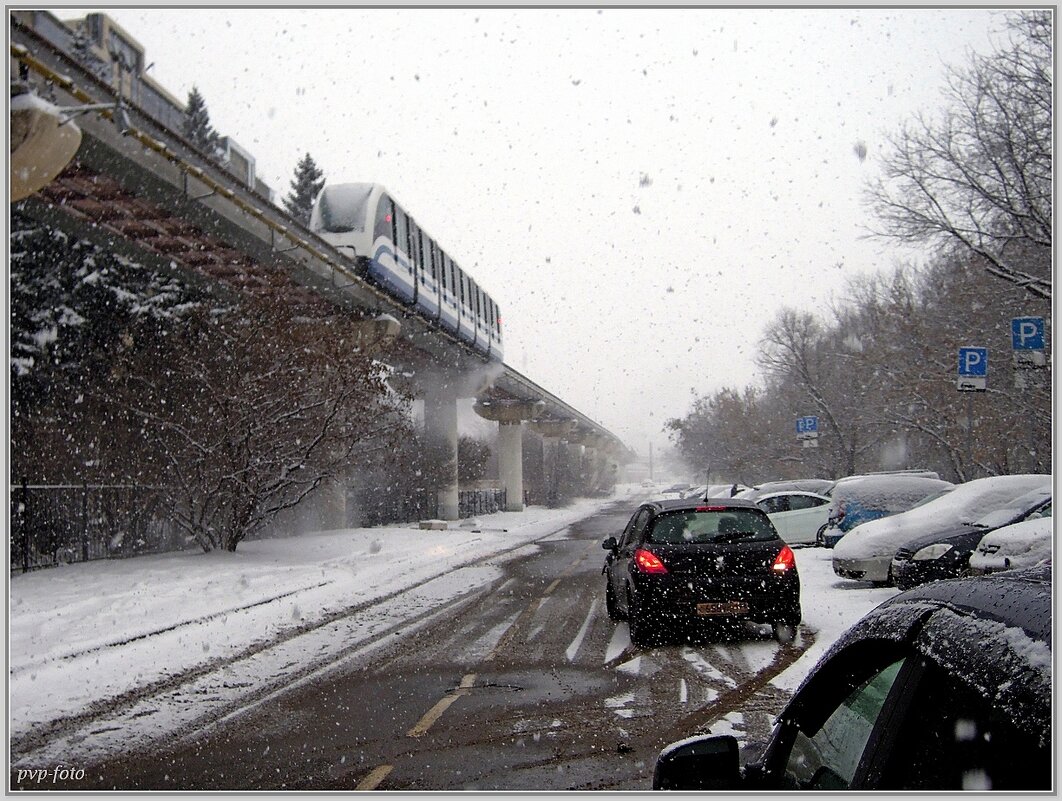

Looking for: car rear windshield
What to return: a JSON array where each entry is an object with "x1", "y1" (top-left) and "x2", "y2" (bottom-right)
[{"x1": 648, "y1": 508, "x2": 777, "y2": 544}]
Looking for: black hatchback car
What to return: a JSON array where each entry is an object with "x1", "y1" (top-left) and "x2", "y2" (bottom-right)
[
  {"x1": 602, "y1": 498, "x2": 801, "y2": 646},
  {"x1": 653, "y1": 566, "x2": 1051, "y2": 791}
]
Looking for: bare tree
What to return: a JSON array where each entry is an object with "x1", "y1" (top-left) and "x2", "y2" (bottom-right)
[
  {"x1": 110, "y1": 306, "x2": 408, "y2": 552},
  {"x1": 867, "y1": 10, "x2": 1052, "y2": 300},
  {"x1": 758, "y1": 308, "x2": 888, "y2": 476}
]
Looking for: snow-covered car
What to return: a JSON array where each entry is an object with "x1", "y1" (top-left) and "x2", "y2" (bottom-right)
[
  {"x1": 735, "y1": 479, "x2": 835, "y2": 503},
  {"x1": 653, "y1": 566, "x2": 1051, "y2": 791},
  {"x1": 755, "y1": 491, "x2": 831, "y2": 546},
  {"x1": 968, "y1": 515, "x2": 1053, "y2": 575},
  {"x1": 820, "y1": 474, "x2": 954, "y2": 547},
  {"x1": 890, "y1": 486, "x2": 1051, "y2": 589},
  {"x1": 832, "y1": 474, "x2": 1051, "y2": 584}
]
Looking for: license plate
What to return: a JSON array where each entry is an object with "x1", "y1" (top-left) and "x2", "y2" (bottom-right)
[{"x1": 696, "y1": 601, "x2": 749, "y2": 616}]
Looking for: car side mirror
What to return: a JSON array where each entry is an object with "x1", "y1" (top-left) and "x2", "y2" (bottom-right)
[
  {"x1": 601, "y1": 536, "x2": 618, "y2": 552},
  {"x1": 653, "y1": 735, "x2": 742, "y2": 790}
]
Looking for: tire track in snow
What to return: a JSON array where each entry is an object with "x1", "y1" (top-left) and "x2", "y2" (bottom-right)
[{"x1": 11, "y1": 521, "x2": 579, "y2": 761}]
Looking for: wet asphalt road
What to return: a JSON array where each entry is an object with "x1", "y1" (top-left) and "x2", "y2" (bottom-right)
[{"x1": 24, "y1": 501, "x2": 803, "y2": 791}]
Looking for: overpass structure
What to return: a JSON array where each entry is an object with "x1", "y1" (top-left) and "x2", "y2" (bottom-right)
[{"x1": 10, "y1": 13, "x2": 634, "y2": 522}]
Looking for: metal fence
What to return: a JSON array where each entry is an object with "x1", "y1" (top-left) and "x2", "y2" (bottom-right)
[
  {"x1": 10, "y1": 484, "x2": 516, "y2": 574},
  {"x1": 459, "y1": 488, "x2": 508, "y2": 518},
  {"x1": 9, "y1": 483, "x2": 185, "y2": 574},
  {"x1": 353, "y1": 487, "x2": 509, "y2": 527}
]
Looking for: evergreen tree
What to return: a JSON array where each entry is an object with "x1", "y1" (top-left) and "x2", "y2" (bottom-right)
[
  {"x1": 283, "y1": 153, "x2": 325, "y2": 225},
  {"x1": 183, "y1": 85, "x2": 220, "y2": 157}
]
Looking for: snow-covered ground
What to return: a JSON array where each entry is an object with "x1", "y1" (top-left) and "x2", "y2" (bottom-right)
[{"x1": 9, "y1": 483, "x2": 898, "y2": 768}]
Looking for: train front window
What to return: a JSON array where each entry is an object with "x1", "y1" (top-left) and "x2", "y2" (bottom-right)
[
  {"x1": 373, "y1": 194, "x2": 393, "y2": 240},
  {"x1": 317, "y1": 185, "x2": 372, "y2": 234}
]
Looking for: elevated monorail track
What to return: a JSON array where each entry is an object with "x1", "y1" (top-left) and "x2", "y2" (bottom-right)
[{"x1": 10, "y1": 20, "x2": 631, "y2": 458}]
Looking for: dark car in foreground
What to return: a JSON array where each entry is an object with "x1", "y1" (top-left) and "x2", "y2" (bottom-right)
[
  {"x1": 653, "y1": 566, "x2": 1051, "y2": 791},
  {"x1": 602, "y1": 498, "x2": 800, "y2": 646},
  {"x1": 890, "y1": 486, "x2": 1051, "y2": 590}
]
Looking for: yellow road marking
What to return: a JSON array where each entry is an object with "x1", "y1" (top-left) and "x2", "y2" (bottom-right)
[
  {"x1": 356, "y1": 765, "x2": 393, "y2": 791},
  {"x1": 407, "y1": 673, "x2": 477, "y2": 738},
  {"x1": 544, "y1": 578, "x2": 561, "y2": 595}
]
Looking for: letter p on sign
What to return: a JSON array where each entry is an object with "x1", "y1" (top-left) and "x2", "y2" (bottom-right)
[
  {"x1": 1012, "y1": 317, "x2": 1045, "y2": 351},
  {"x1": 958, "y1": 347, "x2": 988, "y2": 376}
]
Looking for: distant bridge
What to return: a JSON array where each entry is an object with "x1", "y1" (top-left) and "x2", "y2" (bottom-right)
[{"x1": 10, "y1": 13, "x2": 634, "y2": 522}]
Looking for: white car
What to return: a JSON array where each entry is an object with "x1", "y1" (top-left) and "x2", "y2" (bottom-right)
[
  {"x1": 968, "y1": 515, "x2": 1052, "y2": 575},
  {"x1": 756, "y1": 491, "x2": 831, "y2": 546},
  {"x1": 832, "y1": 474, "x2": 1052, "y2": 584}
]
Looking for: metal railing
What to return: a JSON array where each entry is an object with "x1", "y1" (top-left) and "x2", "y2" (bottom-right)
[
  {"x1": 9, "y1": 483, "x2": 185, "y2": 574},
  {"x1": 459, "y1": 489, "x2": 507, "y2": 518}
]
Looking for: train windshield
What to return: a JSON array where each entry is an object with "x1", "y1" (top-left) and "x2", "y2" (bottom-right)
[{"x1": 314, "y1": 185, "x2": 372, "y2": 233}]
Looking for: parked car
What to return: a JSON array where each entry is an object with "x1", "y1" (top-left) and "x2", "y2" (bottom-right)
[
  {"x1": 660, "y1": 483, "x2": 691, "y2": 498},
  {"x1": 653, "y1": 566, "x2": 1051, "y2": 791},
  {"x1": 968, "y1": 515, "x2": 1053, "y2": 576},
  {"x1": 890, "y1": 486, "x2": 1051, "y2": 589},
  {"x1": 735, "y1": 479, "x2": 835, "y2": 503},
  {"x1": 832, "y1": 474, "x2": 1051, "y2": 584},
  {"x1": 683, "y1": 483, "x2": 749, "y2": 500},
  {"x1": 601, "y1": 498, "x2": 800, "y2": 646},
  {"x1": 820, "y1": 473, "x2": 953, "y2": 547},
  {"x1": 755, "y1": 491, "x2": 831, "y2": 546}
]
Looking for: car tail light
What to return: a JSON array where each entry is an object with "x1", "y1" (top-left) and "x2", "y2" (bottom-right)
[
  {"x1": 634, "y1": 548, "x2": 668, "y2": 574},
  {"x1": 772, "y1": 545, "x2": 796, "y2": 574},
  {"x1": 696, "y1": 505, "x2": 728, "y2": 512}
]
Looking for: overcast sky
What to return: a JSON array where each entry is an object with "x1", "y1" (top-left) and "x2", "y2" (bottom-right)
[{"x1": 85, "y1": 6, "x2": 1004, "y2": 460}]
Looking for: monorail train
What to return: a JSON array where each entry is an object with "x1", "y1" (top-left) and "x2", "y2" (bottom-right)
[{"x1": 309, "y1": 183, "x2": 503, "y2": 361}]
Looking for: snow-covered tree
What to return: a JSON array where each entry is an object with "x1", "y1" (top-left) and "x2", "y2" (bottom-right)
[
  {"x1": 10, "y1": 212, "x2": 409, "y2": 554},
  {"x1": 9, "y1": 212, "x2": 214, "y2": 487},
  {"x1": 183, "y1": 85, "x2": 221, "y2": 157},
  {"x1": 111, "y1": 305, "x2": 409, "y2": 552},
  {"x1": 283, "y1": 153, "x2": 325, "y2": 225}
]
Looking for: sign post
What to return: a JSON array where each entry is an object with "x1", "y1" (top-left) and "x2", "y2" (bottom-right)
[
  {"x1": 956, "y1": 347, "x2": 988, "y2": 392},
  {"x1": 956, "y1": 347, "x2": 988, "y2": 469},
  {"x1": 796, "y1": 415, "x2": 819, "y2": 449},
  {"x1": 1011, "y1": 317, "x2": 1046, "y2": 389}
]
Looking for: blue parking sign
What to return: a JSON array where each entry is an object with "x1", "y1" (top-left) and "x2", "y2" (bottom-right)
[
  {"x1": 795, "y1": 416, "x2": 818, "y2": 435},
  {"x1": 1012, "y1": 317, "x2": 1045, "y2": 351},
  {"x1": 958, "y1": 347, "x2": 988, "y2": 377}
]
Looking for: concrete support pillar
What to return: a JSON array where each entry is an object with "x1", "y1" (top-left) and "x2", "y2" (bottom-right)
[
  {"x1": 424, "y1": 391, "x2": 459, "y2": 520},
  {"x1": 529, "y1": 419, "x2": 577, "y2": 508},
  {"x1": 566, "y1": 442, "x2": 586, "y2": 493},
  {"x1": 498, "y1": 421, "x2": 525, "y2": 511},
  {"x1": 541, "y1": 436, "x2": 562, "y2": 507},
  {"x1": 474, "y1": 398, "x2": 546, "y2": 515}
]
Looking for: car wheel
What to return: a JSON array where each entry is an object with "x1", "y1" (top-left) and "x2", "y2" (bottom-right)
[
  {"x1": 605, "y1": 582, "x2": 626, "y2": 621},
  {"x1": 773, "y1": 622, "x2": 798, "y2": 644},
  {"x1": 628, "y1": 593, "x2": 653, "y2": 647},
  {"x1": 815, "y1": 524, "x2": 828, "y2": 547}
]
